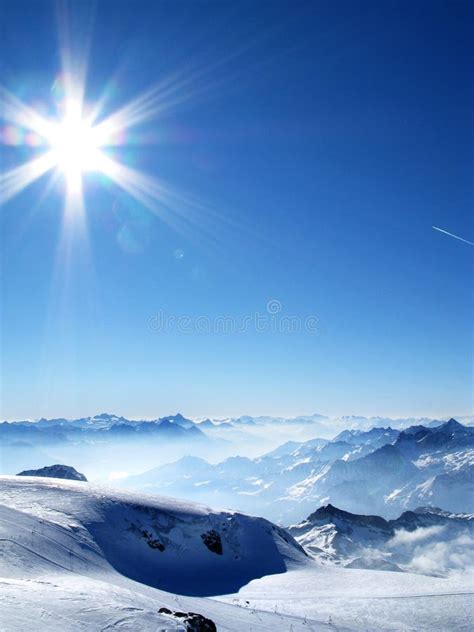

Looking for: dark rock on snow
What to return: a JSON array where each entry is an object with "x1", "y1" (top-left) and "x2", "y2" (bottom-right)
[
  {"x1": 201, "y1": 529, "x2": 223, "y2": 555},
  {"x1": 158, "y1": 608, "x2": 217, "y2": 631}
]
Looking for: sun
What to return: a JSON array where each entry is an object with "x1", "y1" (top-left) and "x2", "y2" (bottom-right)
[
  {"x1": 46, "y1": 98, "x2": 105, "y2": 194},
  {"x1": 1, "y1": 64, "x2": 203, "y2": 223}
]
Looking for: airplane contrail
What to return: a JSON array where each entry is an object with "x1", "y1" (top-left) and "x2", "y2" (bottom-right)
[{"x1": 432, "y1": 226, "x2": 474, "y2": 246}]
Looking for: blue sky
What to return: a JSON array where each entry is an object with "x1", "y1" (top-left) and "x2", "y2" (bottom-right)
[{"x1": 1, "y1": 1, "x2": 472, "y2": 420}]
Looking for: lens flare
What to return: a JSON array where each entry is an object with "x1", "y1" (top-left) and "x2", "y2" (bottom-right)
[
  {"x1": 1, "y1": 40, "x2": 231, "y2": 243},
  {"x1": 1, "y1": 79, "x2": 136, "y2": 209}
]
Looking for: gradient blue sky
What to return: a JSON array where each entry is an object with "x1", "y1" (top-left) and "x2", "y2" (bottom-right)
[{"x1": 1, "y1": 1, "x2": 472, "y2": 420}]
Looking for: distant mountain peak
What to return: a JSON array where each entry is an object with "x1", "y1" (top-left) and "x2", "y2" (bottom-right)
[
  {"x1": 307, "y1": 504, "x2": 390, "y2": 531},
  {"x1": 158, "y1": 413, "x2": 196, "y2": 429},
  {"x1": 413, "y1": 506, "x2": 446, "y2": 515},
  {"x1": 441, "y1": 418, "x2": 463, "y2": 429},
  {"x1": 17, "y1": 464, "x2": 87, "y2": 482},
  {"x1": 93, "y1": 413, "x2": 124, "y2": 420}
]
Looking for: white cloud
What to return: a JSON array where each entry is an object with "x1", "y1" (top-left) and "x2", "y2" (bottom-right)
[
  {"x1": 388, "y1": 526, "x2": 446, "y2": 547},
  {"x1": 387, "y1": 526, "x2": 474, "y2": 575},
  {"x1": 409, "y1": 533, "x2": 474, "y2": 575}
]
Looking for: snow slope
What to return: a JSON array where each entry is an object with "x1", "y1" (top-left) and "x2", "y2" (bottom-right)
[
  {"x1": 0, "y1": 476, "x2": 308, "y2": 596},
  {"x1": 1, "y1": 476, "x2": 472, "y2": 630},
  {"x1": 0, "y1": 476, "x2": 333, "y2": 631},
  {"x1": 218, "y1": 563, "x2": 473, "y2": 631}
]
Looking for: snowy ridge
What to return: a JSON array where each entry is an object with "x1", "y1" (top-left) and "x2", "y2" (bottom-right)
[
  {"x1": 0, "y1": 475, "x2": 307, "y2": 596},
  {"x1": 288, "y1": 504, "x2": 474, "y2": 575},
  {"x1": 17, "y1": 464, "x2": 87, "y2": 481},
  {"x1": 0, "y1": 476, "x2": 333, "y2": 631}
]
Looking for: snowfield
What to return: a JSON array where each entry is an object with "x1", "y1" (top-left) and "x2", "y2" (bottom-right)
[
  {"x1": 0, "y1": 476, "x2": 332, "y2": 631},
  {"x1": 0, "y1": 476, "x2": 472, "y2": 630},
  {"x1": 217, "y1": 564, "x2": 474, "y2": 631}
]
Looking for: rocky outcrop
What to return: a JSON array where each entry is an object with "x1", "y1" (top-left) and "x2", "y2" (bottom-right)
[
  {"x1": 158, "y1": 608, "x2": 217, "y2": 631},
  {"x1": 17, "y1": 464, "x2": 87, "y2": 482},
  {"x1": 141, "y1": 529, "x2": 165, "y2": 551},
  {"x1": 201, "y1": 529, "x2": 223, "y2": 554}
]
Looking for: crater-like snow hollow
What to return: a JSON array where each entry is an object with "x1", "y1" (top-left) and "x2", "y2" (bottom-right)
[{"x1": 0, "y1": 475, "x2": 307, "y2": 596}]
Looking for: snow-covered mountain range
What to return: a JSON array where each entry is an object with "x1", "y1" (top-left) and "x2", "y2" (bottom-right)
[
  {"x1": 3, "y1": 411, "x2": 471, "y2": 441},
  {"x1": 0, "y1": 413, "x2": 212, "y2": 479},
  {"x1": 122, "y1": 419, "x2": 474, "y2": 523},
  {"x1": 5, "y1": 410, "x2": 472, "y2": 484},
  {"x1": 288, "y1": 504, "x2": 474, "y2": 575},
  {"x1": 0, "y1": 412, "x2": 206, "y2": 442}
]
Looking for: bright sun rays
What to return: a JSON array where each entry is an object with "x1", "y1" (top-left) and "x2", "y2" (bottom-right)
[
  {"x1": 0, "y1": 58, "x2": 232, "y2": 252},
  {"x1": 0, "y1": 4, "x2": 250, "y2": 254},
  {"x1": 1, "y1": 76, "x2": 165, "y2": 216},
  {"x1": 0, "y1": 29, "x2": 225, "y2": 239}
]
